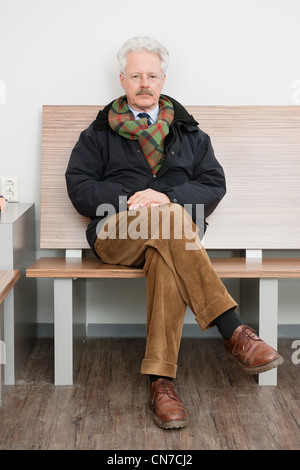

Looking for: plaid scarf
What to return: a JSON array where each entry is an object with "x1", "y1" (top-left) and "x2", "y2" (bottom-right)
[{"x1": 108, "y1": 95, "x2": 174, "y2": 174}]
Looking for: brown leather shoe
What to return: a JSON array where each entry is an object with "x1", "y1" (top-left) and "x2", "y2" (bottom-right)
[
  {"x1": 148, "y1": 378, "x2": 188, "y2": 429},
  {"x1": 224, "y1": 324, "x2": 284, "y2": 374}
]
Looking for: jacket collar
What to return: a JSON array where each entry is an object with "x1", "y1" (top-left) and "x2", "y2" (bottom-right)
[{"x1": 92, "y1": 95, "x2": 199, "y2": 132}]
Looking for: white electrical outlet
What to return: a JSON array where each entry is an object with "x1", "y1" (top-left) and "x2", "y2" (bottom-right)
[{"x1": 0, "y1": 177, "x2": 20, "y2": 202}]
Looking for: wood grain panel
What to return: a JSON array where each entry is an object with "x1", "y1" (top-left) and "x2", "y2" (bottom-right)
[
  {"x1": 40, "y1": 105, "x2": 300, "y2": 250},
  {"x1": 40, "y1": 106, "x2": 100, "y2": 249},
  {"x1": 26, "y1": 257, "x2": 300, "y2": 279},
  {"x1": 1, "y1": 338, "x2": 299, "y2": 450},
  {"x1": 0, "y1": 270, "x2": 20, "y2": 304}
]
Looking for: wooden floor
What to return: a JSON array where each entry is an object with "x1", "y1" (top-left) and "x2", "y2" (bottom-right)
[{"x1": 1, "y1": 338, "x2": 300, "y2": 450}]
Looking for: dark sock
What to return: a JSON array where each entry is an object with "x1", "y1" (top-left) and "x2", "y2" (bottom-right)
[
  {"x1": 150, "y1": 375, "x2": 173, "y2": 384},
  {"x1": 214, "y1": 308, "x2": 243, "y2": 340}
]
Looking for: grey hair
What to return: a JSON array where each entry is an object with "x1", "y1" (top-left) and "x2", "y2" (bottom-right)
[{"x1": 117, "y1": 36, "x2": 169, "y2": 75}]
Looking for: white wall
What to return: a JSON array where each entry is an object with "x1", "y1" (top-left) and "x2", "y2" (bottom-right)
[{"x1": 1, "y1": 0, "x2": 300, "y2": 332}]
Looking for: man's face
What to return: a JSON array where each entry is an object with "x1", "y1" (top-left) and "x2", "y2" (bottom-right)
[{"x1": 120, "y1": 50, "x2": 166, "y2": 112}]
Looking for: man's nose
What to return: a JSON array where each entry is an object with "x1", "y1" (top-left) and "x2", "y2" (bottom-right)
[{"x1": 140, "y1": 75, "x2": 150, "y2": 86}]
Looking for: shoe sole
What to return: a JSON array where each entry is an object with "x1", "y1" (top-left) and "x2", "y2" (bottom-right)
[
  {"x1": 227, "y1": 354, "x2": 284, "y2": 375},
  {"x1": 153, "y1": 415, "x2": 188, "y2": 430}
]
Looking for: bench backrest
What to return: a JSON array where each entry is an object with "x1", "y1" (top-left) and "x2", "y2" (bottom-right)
[{"x1": 40, "y1": 105, "x2": 300, "y2": 250}]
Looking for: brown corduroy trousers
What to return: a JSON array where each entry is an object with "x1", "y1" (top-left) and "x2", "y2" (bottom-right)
[{"x1": 94, "y1": 203, "x2": 237, "y2": 378}]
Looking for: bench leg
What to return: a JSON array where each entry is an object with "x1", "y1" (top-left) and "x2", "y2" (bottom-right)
[
  {"x1": 54, "y1": 278, "x2": 86, "y2": 385},
  {"x1": 1, "y1": 289, "x2": 16, "y2": 404},
  {"x1": 3, "y1": 289, "x2": 15, "y2": 385},
  {"x1": 258, "y1": 278, "x2": 279, "y2": 386},
  {"x1": 0, "y1": 302, "x2": 3, "y2": 404}
]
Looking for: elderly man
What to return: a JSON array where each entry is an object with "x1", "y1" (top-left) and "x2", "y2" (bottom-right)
[{"x1": 65, "y1": 36, "x2": 283, "y2": 430}]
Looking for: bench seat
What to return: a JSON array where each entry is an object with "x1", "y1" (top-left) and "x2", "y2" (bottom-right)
[
  {"x1": 0, "y1": 270, "x2": 20, "y2": 303},
  {"x1": 26, "y1": 256, "x2": 300, "y2": 279},
  {"x1": 26, "y1": 257, "x2": 300, "y2": 387}
]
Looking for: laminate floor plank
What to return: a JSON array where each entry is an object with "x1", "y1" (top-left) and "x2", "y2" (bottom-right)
[{"x1": 0, "y1": 338, "x2": 299, "y2": 450}]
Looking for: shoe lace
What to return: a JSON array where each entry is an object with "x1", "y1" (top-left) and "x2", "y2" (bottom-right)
[
  {"x1": 152, "y1": 380, "x2": 181, "y2": 404},
  {"x1": 232, "y1": 326, "x2": 261, "y2": 356}
]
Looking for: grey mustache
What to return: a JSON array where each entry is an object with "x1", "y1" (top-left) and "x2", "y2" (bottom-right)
[{"x1": 136, "y1": 88, "x2": 154, "y2": 96}]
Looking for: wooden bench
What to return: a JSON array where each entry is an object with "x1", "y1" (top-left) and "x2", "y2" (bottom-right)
[
  {"x1": 26, "y1": 105, "x2": 300, "y2": 386},
  {"x1": 0, "y1": 270, "x2": 20, "y2": 404}
]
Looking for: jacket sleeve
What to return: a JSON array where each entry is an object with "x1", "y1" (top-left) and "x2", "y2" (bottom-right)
[
  {"x1": 65, "y1": 125, "x2": 130, "y2": 218},
  {"x1": 164, "y1": 133, "x2": 226, "y2": 221}
]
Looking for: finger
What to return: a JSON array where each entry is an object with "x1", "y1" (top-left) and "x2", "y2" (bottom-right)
[
  {"x1": 128, "y1": 202, "x2": 145, "y2": 211},
  {"x1": 127, "y1": 190, "x2": 146, "y2": 204},
  {"x1": 127, "y1": 191, "x2": 149, "y2": 206}
]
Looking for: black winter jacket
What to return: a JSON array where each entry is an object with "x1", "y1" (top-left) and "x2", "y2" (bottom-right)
[{"x1": 65, "y1": 95, "x2": 226, "y2": 253}]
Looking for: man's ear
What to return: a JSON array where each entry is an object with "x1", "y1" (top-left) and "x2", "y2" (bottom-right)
[{"x1": 119, "y1": 73, "x2": 125, "y2": 90}]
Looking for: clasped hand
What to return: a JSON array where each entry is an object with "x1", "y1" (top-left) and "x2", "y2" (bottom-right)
[{"x1": 127, "y1": 188, "x2": 170, "y2": 211}]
